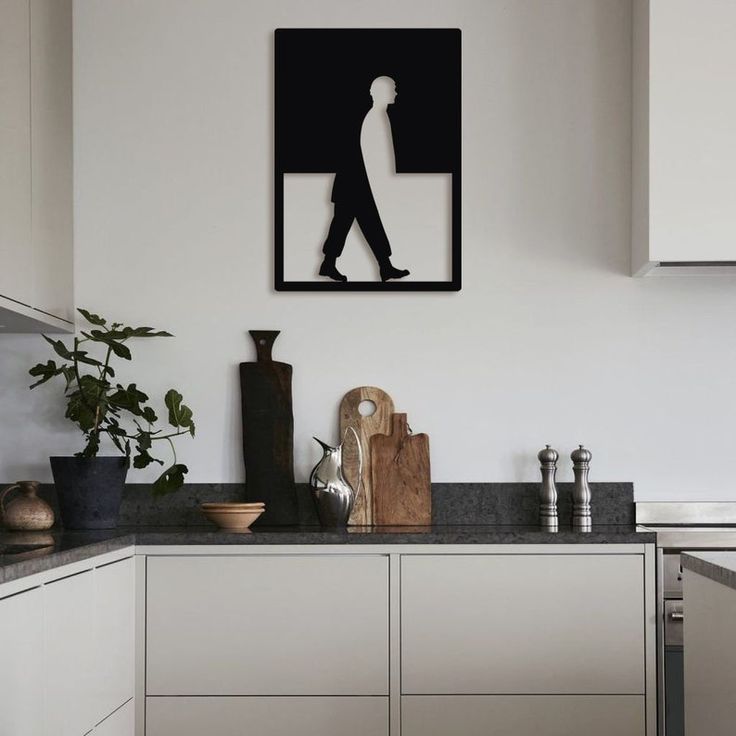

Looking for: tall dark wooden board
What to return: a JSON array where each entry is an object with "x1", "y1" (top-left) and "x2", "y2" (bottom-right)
[
  {"x1": 239, "y1": 331, "x2": 297, "y2": 525},
  {"x1": 371, "y1": 413, "x2": 431, "y2": 526}
]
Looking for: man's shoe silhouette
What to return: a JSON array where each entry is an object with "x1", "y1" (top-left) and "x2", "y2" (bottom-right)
[
  {"x1": 380, "y1": 264, "x2": 410, "y2": 282},
  {"x1": 319, "y1": 258, "x2": 348, "y2": 282}
]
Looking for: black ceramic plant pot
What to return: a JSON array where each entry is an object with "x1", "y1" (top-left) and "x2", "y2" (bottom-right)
[{"x1": 50, "y1": 456, "x2": 128, "y2": 530}]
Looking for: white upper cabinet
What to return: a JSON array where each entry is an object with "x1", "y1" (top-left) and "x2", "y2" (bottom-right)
[
  {"x1": 633, "y1": 0, "x2": 736, "y2": 274},
  {"x1": 0, "y1": 0, "x2": 33, "y2": 304},
  {"x1": 0, "y1": 0, "x2": 73, "y2": 331}
]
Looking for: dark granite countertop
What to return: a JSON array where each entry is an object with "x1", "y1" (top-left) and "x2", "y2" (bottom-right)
[
  {"x1": 681, "y1": 551, "x2": 736, "y2": 592},
  {"x1": 0, "y1": 524, "x2": 654, "y2": 587}
]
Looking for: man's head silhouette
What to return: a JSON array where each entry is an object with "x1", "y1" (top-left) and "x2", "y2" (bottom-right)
[{"x1": 369, "y1": 76, "x2": 397, "y2": 107}]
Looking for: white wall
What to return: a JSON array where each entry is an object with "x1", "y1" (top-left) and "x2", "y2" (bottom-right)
[{"x1": 2, "y1": 0, "x2": 736, "y2": 500}]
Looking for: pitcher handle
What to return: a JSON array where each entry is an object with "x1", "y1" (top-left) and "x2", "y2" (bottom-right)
[
  {"x1": 0, "y1": 483, "x2": 20, "y2": 523},
  {"x1": 344, "y1": 426, "x2": 363, "y2": 510}
]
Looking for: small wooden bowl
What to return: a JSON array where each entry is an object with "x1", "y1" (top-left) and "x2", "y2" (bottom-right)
[
  {"x1": 200, "y1": 502, "x2": 265, "y2": 510},
  {"x1": 200, "y1": 504, "x2": 264, "y2": 531}
]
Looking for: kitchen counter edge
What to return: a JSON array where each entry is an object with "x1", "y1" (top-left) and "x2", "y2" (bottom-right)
[
  {"x1": 682, "y1": 551, "x2": 736, "y2": 592},
  {"x1": 0, "y1": 525, "x2": 655, "y2": 587}
]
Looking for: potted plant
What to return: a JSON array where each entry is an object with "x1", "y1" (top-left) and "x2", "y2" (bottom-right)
[{"x1": 29, "y1": 309, "x2": 195, "y2": 529}]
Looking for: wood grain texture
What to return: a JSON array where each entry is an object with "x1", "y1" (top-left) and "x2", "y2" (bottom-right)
[
  {"x1": 239, "y1": 331, "x2": 297, "y2": 525},
  {"x1": 339, "y1": 387, "x2": 394, "y2": 526},
  {"x1": 371, "y1": 413, "x2": 431, "y2": 526}
]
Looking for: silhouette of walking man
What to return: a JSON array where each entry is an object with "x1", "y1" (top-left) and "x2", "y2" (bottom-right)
[{"x1": 319, "y1": 76, "x2": 410, "y2": 282}]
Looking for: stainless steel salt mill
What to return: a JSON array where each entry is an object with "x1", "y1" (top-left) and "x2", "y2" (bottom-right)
[
  {"x1": 571, "y1": 445, "x2": 592, "y2": 531},
  {"x1": 538, "y1": 445, "x2": 558, "y2": 530}
]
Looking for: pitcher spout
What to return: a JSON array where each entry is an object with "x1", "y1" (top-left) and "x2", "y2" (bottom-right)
[{"x1": 312, "y1": 436, "x2": 336, "y2": 453}]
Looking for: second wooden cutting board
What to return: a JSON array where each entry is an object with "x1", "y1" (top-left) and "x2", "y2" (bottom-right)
[
  {"x1": 339, "y1": 386, "x2": 394, "y2": 526},
  {"x1": 371, "y1": 413, "x2": 431, "y2": 526}
]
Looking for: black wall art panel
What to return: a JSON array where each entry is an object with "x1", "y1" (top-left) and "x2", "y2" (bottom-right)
[{"x1": 275, "y1": 29, "x2": 461, "y2": 291}]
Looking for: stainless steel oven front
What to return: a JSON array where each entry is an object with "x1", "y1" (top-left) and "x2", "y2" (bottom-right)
[
  {"x1": 662, "y1": 553, "x2": 684, "y2": 736},
  {"x1": 636, "y1": 502, "x2": 736, "y2": 736}
]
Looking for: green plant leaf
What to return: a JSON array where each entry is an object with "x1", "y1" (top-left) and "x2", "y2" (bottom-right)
[
  {"x1": 65, "y1": 391, "x2": 98, "y2": 431},
  {"x1": 151, "y1": 463, "x2": 188, "y2": 495},
  {"x1": 77, "y1": 308, "x2": 106, "y2": 327},
  {"x1": 141, "y1": 406, "x2": 157, "y2": 424},
  {"x1": 42, "y1": 335, "x2": 74, "y2": 361},
  {"x1": 73, "y1": 350, "x2": 103, "y2": 368},
  {"x1": 97, "y1": 326, "x2": 172, "y2": 341},
  {"x1": 108, "y1": 431, "x2": 125, "y2": 454},
  {"x1": 106, "y1": 340, "x2": 131, "y2": 360},
  {"x1": 61, "y1": 365, "x2": 75, "y2": 392},
  {"x1": 133, "y1": 447, "x2": 162, "y2": 469},
  {"x1": 127, "y1": 326, "x2": 173, "y2": 338},
  {"x1": 109, "y1": 384, "x2": 149, "y2": 415},
  {"x1": 81, "y1": 332, "x2": 131, "y2": 360},
  {"x1": 164, "y1": 389, "x2": 195, "y2": 434},
  {"x1": 29, "y1": 360, "x2": 62, "y2": 389},
  {"x1": 78, "y1": 431, "x2": 100, "y2": 458}
]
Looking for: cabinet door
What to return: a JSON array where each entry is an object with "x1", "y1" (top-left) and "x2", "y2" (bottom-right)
[
  {"x1": 44, "y1": 570, "x2": 96, "y2": 736},
  {"x1": 649, "y1": 0, "x2": 736, "y2": 262},
  {"x1": 29, "y1": 0, "x2": 73, "y2": 322},
  {"x1": 0, "y1": 587, "x2": 44, "y2": 736},
  {"x1": 93, "y1": 558, "x2": 135, "y2": 725},
  {"x1": 401, "y1": 695, "x2": 645, "y2": 736},
  {"x1": 683, "y1": 569, "x2": 736, "y2": 736},
  {"x1": 0, "y1": 0, "x2": 33, "y2": 304},
  {"x1": 94, "y1": 699, "x2": 134, "y2": 736},
  {"x1": 147, "y1": 555, "x2": 389, "y2": 695},
  {"x1": 401, "y1": 554, "x2": 644, "y2": 694},
  {"x1": 146, "y1": 696, "x2": 388, "y2": 736}
]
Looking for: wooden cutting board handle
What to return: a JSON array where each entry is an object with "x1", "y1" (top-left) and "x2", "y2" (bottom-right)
[
  {"x1": 371, "y1": 413, "x2": 431, "y2": 526},
  {"x1": 339, "y1": 386, "x2": 395, "y2": 526}
]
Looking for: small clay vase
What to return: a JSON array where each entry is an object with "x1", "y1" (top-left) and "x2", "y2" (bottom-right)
[{"x1": 0, "y1": 481, "x2": 55, "y2": 531}]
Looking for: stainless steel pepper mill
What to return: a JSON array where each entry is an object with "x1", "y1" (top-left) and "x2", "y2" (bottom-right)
[
  {"x1": 571, "y1": 445, "x2": 592, "y2": 531},
  {"x1": 538, "y1": 445, "x2": 558, "y2": 530}
]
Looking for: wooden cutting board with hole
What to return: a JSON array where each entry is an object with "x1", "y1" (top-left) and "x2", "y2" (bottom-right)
[
  {"x1": 339, "y1": 386, "x2": 394, "y2": 525},
  {"x1": 371, "y1": 413, "x2": 431, "y2": 525}
]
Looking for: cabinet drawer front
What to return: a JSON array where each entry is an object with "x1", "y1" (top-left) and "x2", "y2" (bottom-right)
[
  {"x1": 401, "y1": 695, "x2": 645, "y2": 736},
  {"x1": 147, "y1": 555, "x2": 389, "y2": 695},
  {"x1": 401, "y1": 554, "x2": 644, "y2": 694},
  {"x1": 146, "y1": 696, "x2": 388, "y2": 736}
]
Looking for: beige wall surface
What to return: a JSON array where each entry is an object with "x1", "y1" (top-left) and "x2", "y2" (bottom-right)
[{"x1": 2, "y1": 0, "x2": 736, "y2": 499}]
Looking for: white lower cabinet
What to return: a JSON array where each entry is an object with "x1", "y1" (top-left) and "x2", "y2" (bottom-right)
[
  {"x1": 146, "y1": 696, "x2": 389, "y2": 736},
  {"x1": 401, "y1": 695, "x2": 645, "y2": 736},
  {"x1": 401, "y1": 554, "x2": 645, "y2": 695},
  {"x1": 0, "y1": 546, "x2": 652, "y2": 736},
  {"x1": 93, "y1": 559, "x2": 135, "y2": 725},
  {"x1": 44, "y1": 570, "x2": 97, "y2": 736},
  {"x1": 0, "y1": 586, "x2": 44, "y2": 736},
  {"x1": 146, "y1": 555, "x2": 389, "y2": 695},
  {"x1": 0, "y1": 554, "x2": 134, "y2": 736},
  {"x1": 94, "y1": 700, "x2": 135, "y2": 736},
  {"x1": 43, "y1": 558, "x2": 135, "y2": 736}
]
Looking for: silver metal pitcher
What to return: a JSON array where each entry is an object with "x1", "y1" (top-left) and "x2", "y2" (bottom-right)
[{"x1": 309, "y1": 427, "x2": 362, "y2": 527}]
